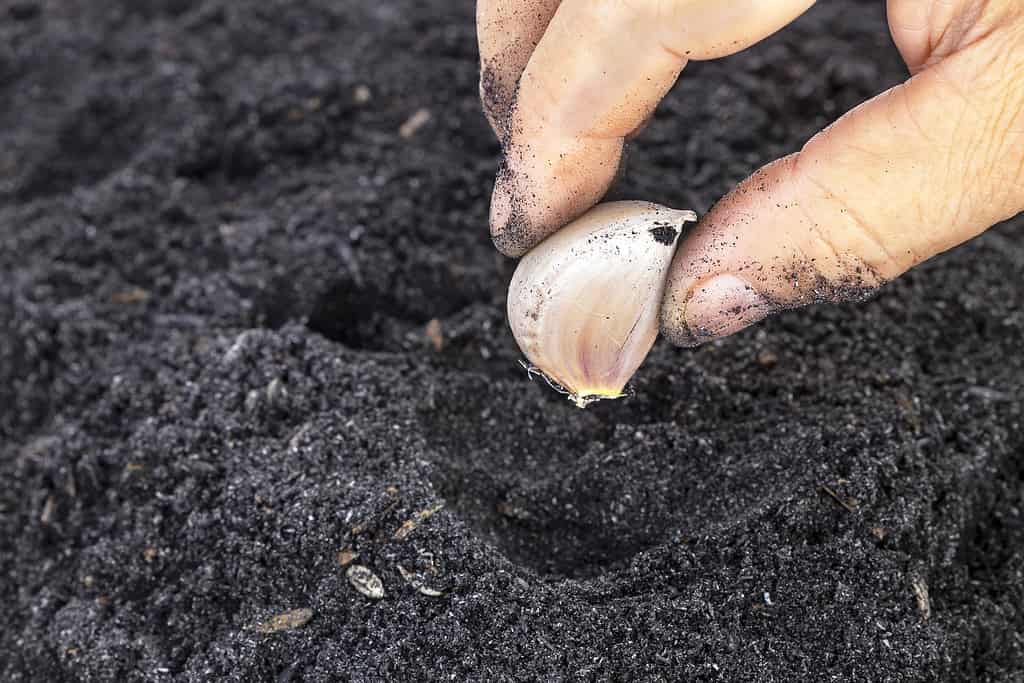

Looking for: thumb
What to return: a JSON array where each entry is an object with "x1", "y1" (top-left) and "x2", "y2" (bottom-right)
[{"x1": 661, "y1": 10, "x2": 1024, "y2": 347}]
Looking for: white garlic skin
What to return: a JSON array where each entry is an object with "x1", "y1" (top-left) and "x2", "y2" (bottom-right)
[{"x1": 508, "y1": 201, "x2": 697, "y2": 407}]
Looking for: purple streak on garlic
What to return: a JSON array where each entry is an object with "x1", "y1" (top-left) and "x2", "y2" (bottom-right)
[{"x1": 507, "y1": 201, "x2": 698, "y2": 408}]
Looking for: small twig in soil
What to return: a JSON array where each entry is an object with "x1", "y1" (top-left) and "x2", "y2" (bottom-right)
[
  {"x1": 393, "y1": 502, "x2": 444, "y2": 541},
  {"x1": 911, "y1": 575, "x2": 931, "y2": 620},
  {"x1": 818, "y1": 484, "x2": 857, "y2": 513}
]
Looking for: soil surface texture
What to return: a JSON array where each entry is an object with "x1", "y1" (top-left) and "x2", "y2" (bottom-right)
[{"x1": 2, "y1": 0, "x2": 1023, "y2": 681}]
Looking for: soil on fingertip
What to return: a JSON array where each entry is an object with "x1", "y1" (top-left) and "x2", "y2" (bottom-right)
[{"x1": 2, "y1": 1, "x2": 1023, "y2": 681}]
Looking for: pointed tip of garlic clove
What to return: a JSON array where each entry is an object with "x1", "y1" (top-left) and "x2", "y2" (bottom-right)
[{"x1": 508, "y1": 201, "x2": 698, "y2": 408}]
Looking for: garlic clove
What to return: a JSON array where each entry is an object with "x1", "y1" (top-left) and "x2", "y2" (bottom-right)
[{"x1": 507, "y1": 201, "x2": 698, "y2": 408}]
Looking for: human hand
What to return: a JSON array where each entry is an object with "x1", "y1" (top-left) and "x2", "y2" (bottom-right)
[{"x1": 478, "y1": 0, "x2": 1024, "y2": 346}]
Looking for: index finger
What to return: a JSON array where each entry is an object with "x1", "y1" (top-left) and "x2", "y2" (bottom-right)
[
  {"x1": 490, "y1": 0, "x2": 817, "y2": 257},
  {"x1": 477, "y1": 0, "x2": 562, "y2": 138}
]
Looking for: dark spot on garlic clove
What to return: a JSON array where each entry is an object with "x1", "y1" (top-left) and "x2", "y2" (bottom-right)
[{"x1": 648, "y1": 223, "x2": 679, "y2": 246}]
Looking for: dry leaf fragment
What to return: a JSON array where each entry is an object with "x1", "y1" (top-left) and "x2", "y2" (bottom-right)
[
  {"x1": 425, "y1": 319, "x2": 444, "y2": 352},
  {"x1": 337, "y1": 548, "x2": 359, "y2": 567},
  {"x1": 399, "y1": 108, "x2": 431, "y2": 138},
  {"x1": 250, "y1": 607, "x2": 313, "y2": 634},
  {"x1": 756, "y1": 349, "x2": 779, "y2": 368},
  {"x1": 393, "y1": 503, "x2": 444, "y2": 541},
  {"x1": 111, "y1": 288, "x2": 151, "y2": 304},
  {"x1": 40, "y1": 495, "x2": 56, "y2": 525},
  {"x1": 911, "y1": 575, "x2": 931, "y2": 620}
]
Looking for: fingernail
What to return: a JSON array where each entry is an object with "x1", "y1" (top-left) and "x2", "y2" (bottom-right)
[{"x1": 682, "y1": 274, "x2": 773, "y2": 345}]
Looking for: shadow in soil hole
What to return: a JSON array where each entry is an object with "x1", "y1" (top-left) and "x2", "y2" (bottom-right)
[
  {"x1": 420, "y1": 366, "x2": 884, "y2": 579},
  {"x1": 305, "y1": 277, "x2": 424, "y2": 351},
  {"x1": 304, "y1": 272, "x2": 486, "y2": 352},
  {"x1": 420, "y1": 379, "x2": 688, "y2": 579}
]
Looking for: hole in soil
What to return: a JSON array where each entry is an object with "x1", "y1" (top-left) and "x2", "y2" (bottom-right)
[
  {"x1": 420, "y1": 378, "x2": 679, "y2": 579},
  {"x1": 306, "y1": 278, "x2": 423, "y2": 351},
  {"x1": 234, "y1": 275, "x2": 300, "y2": 330},
  {"x1": 432, "y1": 463, "x2": 674, "y2": 579},
  {"x1": 421, "y1": 372, "x2": 868, "y2": 580}
]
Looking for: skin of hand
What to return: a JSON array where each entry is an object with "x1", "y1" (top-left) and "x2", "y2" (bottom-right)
[{"x1": 478, "y1": 0, "x2": 1024, "y2": 346}]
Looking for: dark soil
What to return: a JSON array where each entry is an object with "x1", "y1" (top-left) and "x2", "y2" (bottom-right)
[{"x1": 2, "y1": 1, "x2": 1023, "y2": 681}]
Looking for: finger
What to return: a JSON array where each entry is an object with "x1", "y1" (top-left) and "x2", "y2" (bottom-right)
[
  {"x1": 477, "y1": 0, "x2": 562, "y2": 138},
  {"x1": 661, "y1": 22, "x2": 1024, "y2": 346},
  {"x1": 886, "y1": 0, "x2": 1005, "y2": 74},
  {"x1": 490, "y1": 0, "x2": 817, "y2": 257}
]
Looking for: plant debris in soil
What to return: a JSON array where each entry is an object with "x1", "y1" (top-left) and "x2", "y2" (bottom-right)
[{"x1": 1, "y1": 0, "x2": 1023, "y2": 681}]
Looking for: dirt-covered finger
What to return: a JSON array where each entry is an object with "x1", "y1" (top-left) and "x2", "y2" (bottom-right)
[
  {"x1": 477, "y1": 0, "x2": 561, "y2": 139},
  {"x1": 489, "y1": 0, "x2": 818, "y2": 256}
]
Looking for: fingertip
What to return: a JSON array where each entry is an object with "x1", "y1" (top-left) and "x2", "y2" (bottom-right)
[
  {"x1": 489, "y1": 164, "x2": 545, "y2": 257},
  {"x1": 489, "y1": 185, "x2": 531, "y2": 258},
  {"x1": 489, "y1": 135, "x2": 623, "y2": 258},
  {"x1": 659, "y1": 297, "x2": 700, "y2": 348},
  {"x1": 660, "y1": 273, "x2": 775, "y2": 347}
]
